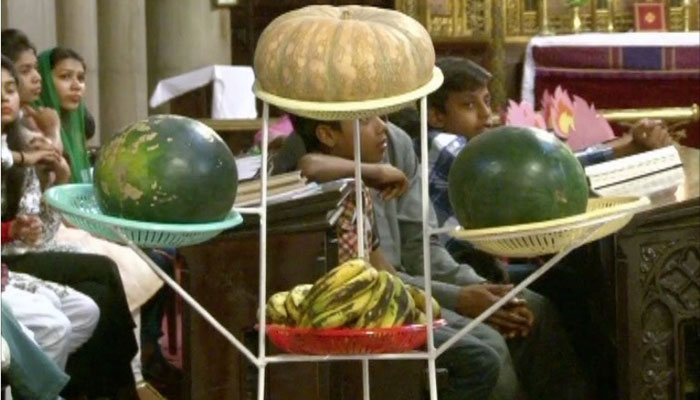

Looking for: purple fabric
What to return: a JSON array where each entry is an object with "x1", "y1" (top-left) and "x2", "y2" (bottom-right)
[{"x1": 622, "y1": 47, "x2": 663, "y2": 70}]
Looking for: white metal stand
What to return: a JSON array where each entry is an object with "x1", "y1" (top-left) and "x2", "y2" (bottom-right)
[{"x1": 105, "y1": 98, "x2": 638, "y2": 400}]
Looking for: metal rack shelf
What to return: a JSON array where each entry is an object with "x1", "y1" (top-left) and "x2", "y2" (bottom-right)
[{"x1": 47, "y1": 97, "x2": 646, "y2": 400}]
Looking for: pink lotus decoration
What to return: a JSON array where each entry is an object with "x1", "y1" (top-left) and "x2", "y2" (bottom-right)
[
  {"x1": 506, "y1": 100, "x2": 547, "y2": 129},
  {"x1": 504, "y1": 85, "x2": 615, "y2": 151},
  {"x1": 547, "y1": 87, "x2": 576, "y2": 140},
  {"x1": 567, "y1": 95, "x2": 615, "y2": 151}
]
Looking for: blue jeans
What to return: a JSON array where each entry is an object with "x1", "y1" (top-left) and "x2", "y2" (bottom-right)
[
  {"x1": 439, "y1": 289, "x2": 589, "y2": 400},
  {"x1": 435, "y1": 308, "x2": 502, "y2": 400}
]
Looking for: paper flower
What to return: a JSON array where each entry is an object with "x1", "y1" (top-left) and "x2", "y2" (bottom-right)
[
  {"x1": 547, "y1": 86, "x2": 576, "y2": 140},
  {"x1": 565, "y1": 95, "x2": 615, "y2": 151},
  {"x1": 505, "y1": 85, "x2": 616, "y2": 152},
  {"x1": 505, "y1": 100, "x2": 547, "y2": 130},
  {"x1": 254, "y1": 114, "x2": 294, "y2": 145}
]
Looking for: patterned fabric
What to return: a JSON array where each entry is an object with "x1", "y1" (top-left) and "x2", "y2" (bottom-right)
[
  {"x1": 336, "y1": 185, "x2": 379, "y2": 264},
  {"x1": 1, "y1": 166, "x2": 73, "y2": 255},
  {"x1": 414, "y1": 130, "x2": 467, "y2": 229},
  {"x1": 6, "y1": 271, "x2": 71, "y2": 299},
  {"x1": 1, "y1": 263, "x2": 8, "y2": 291}
]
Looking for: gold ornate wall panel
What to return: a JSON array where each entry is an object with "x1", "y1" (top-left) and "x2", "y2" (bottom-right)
[
  {"x1": 396, "y1": 0, "x2": 492, "y2": 40},
  {"x1": 397, "y1": 0, "x2": 699, "y2": 40}
]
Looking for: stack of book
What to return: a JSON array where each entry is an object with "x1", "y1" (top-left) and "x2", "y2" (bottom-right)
[
  {"x1": 235, "y1": 173, "x2": 355, "y2": 224},
  {"x1": 235, "y1": 170, "x2": 309, "y2": 206}
]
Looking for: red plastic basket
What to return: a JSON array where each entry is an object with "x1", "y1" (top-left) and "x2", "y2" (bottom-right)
[{"x1": 264, "y1": 319, "x2": 447, "y2": 355}]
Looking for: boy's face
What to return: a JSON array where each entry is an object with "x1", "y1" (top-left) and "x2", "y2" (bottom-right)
[
  {"x1": 319, "y1": 116, "x2": 388, "y2": 163},
  {"x1": 430, "y1": 86, "x2": 492, "y2": 140}
]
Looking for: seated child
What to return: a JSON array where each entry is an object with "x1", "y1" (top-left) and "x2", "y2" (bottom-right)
[{"x1": 283, "y1": 113, "x2": 589, "y2": 400}]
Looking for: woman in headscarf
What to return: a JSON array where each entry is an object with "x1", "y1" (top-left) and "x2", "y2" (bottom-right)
[
  {"x1": 35, "y1": 46, "x2": 90, "y2": 183},
  {"x1": 18, "y1": 46, "x2": 165, "y2": 397}
]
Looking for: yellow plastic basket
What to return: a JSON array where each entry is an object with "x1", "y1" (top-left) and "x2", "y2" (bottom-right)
[
  {"x1": 450, "y1": 196, "x2": 650, "y2": 258},
  {"x1": 253, "y1": 67, "x2": 444, "y2": 121}
]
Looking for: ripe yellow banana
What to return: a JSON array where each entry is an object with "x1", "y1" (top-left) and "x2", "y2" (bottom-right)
[
  {"x1": 300, "y1": 259, "x2": 368, "y2": 314},
  {"x1": 285, "y1": 284, "x2": 313, "y2": 325},
  {"x1": 265, "y1": 291, "x2": 289, "y2": 324},
  {"x1": 310, "y1": 286, "x2": 375, "y2": 328},
  {"x1": 356, "y1": 270, "x2": 395, "y2": 328},
  {"x1": 308, "y1": 267, "x2": 378, "y2": 317},
  {"x1": 412, "y1": 309, "x2": 428, "y2": 325},
  {"x1": 394, "y1": 276, "x2": 415, "y2": 326},
  {"x1": 406, "y1": 285, "x2": 442, "y2": 320},
  {"x1": 377, "y1": 275, "x2": 412, "y2": 327}
]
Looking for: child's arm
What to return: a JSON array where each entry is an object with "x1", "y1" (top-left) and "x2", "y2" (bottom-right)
[
  {"x1": 575, "y1": 119, "x2": 674, "y2": 166},
  {"x1": 613, "y1": 118, "x2": 673, "y2": 158},
  {"x1": 369, "y1": 249, "x2": 397, "y2": 274},
  {"x1": 298, "y1": 153, "x2": 408, "y2": 200}
]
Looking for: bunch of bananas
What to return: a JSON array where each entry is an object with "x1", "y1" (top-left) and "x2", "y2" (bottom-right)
[{"x1": 265, "y1": 259, "x2": 441, "y2": 328}]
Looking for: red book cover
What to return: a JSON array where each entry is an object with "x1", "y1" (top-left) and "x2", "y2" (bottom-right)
[{"x1": 635, "y1": 2, "x2": 667, "y2": 31}]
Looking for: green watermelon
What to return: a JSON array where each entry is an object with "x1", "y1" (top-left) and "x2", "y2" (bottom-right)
[
  {"x1": 94, "y1": 115, "x2": 237, "y2": 223},
  {"x1": 448, "y1": 126, "x2": 588, "y2": 229}
]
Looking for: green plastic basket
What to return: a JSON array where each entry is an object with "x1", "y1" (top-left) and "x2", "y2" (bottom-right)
[{"x1": 44, "y1": 184, "x2": 243, "y2": 247}]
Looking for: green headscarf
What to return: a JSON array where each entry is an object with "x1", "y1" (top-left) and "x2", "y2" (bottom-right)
[{"x1": 36, "y1": 48, "x2": 91, "y2": 183}]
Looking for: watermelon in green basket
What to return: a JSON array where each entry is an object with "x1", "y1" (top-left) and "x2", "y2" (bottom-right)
[
  {"x1": 448, "y1": 126, "x2": 588, "y2": 229},
  {"x1": 94, "y1": 115, "x2": 237, "y2": 223}
]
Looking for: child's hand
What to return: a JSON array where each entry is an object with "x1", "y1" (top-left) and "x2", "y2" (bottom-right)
[
  {"x1": 9, "y1": 215, "x2": 44, "y2": 245},
  {"x1": 456, "y1": 283, "x2": 534, "y2": 337},
  {"x1": 501, "y1": 303, "x2": 534, "y2": 339},
  {"x1": 27, "y1": 135, "x2": 55, "y2": 152},
  {"x1": 30, "y1": 147, "x2": 71, "y2": 184},
  {"x1": 367, "y1": 164, "x2": 409, "y2": 200},
  {"x1": 23, "y1": 106, "x2": 60, "y2": 139},
  {"x1": 630, "y1": 119, "x2": 673, "y2": 150},
  {"x1": 21, "y1": 149, "x2": 60, "y2": 166}
]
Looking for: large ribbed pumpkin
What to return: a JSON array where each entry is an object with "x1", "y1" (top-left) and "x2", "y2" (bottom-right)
[{"x1": 253, "y1": 5, "x2": 435, "y2": 102}]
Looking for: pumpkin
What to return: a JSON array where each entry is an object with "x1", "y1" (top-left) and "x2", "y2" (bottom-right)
[
  {"x1": 253, "y1": 5, "x2": 435, "y2": 102},
  {"x1": 94, "y1": 115, "x2": 238, "y2": 223},
  {"x1": 448, "y1": 126, "x2": 589, "y2": 229}
]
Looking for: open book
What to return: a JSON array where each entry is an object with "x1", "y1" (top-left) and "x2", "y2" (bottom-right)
[{"x1": 585, "y1": 145, "x2": 685, "y2": 196}]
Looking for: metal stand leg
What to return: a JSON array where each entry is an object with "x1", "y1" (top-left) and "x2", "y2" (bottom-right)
[{"x1": 114, "y1": 228, "x2": 260, "y2": 366}]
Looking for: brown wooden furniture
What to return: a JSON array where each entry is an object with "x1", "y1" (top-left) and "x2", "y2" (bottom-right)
[
  {"x1": 611, "y1": 146, "x2": 700, "y2": 400},
  {"x1": 179, "y1": 208, "x2": 426, "y2": 400}
]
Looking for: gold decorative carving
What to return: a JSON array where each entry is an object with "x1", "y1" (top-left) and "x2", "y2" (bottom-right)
[{"x1": 396, "y1": 0, "x2": 699, "y2": 42}]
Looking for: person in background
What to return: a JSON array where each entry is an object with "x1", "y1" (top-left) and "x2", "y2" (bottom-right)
[
  {"x1": 1, "y1": 29, "x2": 64, "y2": 155},
  {"x1": 3, "y1": 53, "x2": 141, "y2": 399},
  {"x1": 279, "y1": 112, "x2": 589, "y2": 399},
  {"x1": 289, "y1": 114, "x2": 502, "y2": 400},
  {"x1": 390, "y1": 55, "x2": 675, "y2": 397},
  {"x1": 34, "y1": 46, "x2": 91, "y2": 183}
]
